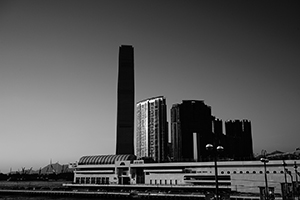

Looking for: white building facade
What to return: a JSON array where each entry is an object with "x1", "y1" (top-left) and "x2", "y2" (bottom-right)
[
  {"x1": 70, "y1": 158, "x2": 299, "y2": 196},
  {"x1": 136, "y1": 96, "x2": 168, "y2": 162}
]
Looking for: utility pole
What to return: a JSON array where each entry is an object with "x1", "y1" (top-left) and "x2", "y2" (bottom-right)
[{"x1": 294, "y1": 162, "x2": 299, "y2": 200}]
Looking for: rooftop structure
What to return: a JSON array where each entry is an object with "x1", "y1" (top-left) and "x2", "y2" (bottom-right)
[{"x1": 78, "y1": 155, "x2": 136, "y2": 165}]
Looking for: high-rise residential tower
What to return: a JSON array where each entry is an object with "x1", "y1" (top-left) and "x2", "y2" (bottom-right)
[
  {"x1": 116, "y1": 45, "x2": 135, "y2": 155},
  {"x1": 225, "y1": 120, "x2": 253, "y2": 160},
  {"x1": 171, "y1": 100, "x2": 213, "y2": 162},
  {"x1": 136, "y1": 96, "x2": 168, "y2": 162}
]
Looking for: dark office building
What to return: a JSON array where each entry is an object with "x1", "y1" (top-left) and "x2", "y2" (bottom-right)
[
  {"x1": 225, "y1": 120, "x2": 254, "y2": 160},
  {"x1": 212, "y1": 117, "x2": 227, "y2": 150},
  {"x1": 116, "y1": 45, "x2": 135, "y2": 155},
  {"x1": 171, "y1": 100, "x2": 213, "y2": 162}
]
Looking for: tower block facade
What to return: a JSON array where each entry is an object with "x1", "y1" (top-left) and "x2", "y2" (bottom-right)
[
  {"x1": 171, "y1": 100, "x2": 213, "y2": 162},
  {"x1": 136, "y1": 96, "x2": 168, "y2": 162},
  {"x1": 116, "y1": 45, "x2": 135, "y2": 155}
]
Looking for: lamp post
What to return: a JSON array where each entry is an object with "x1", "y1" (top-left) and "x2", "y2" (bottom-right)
[
  {"x1": 286, "y1": 169, "x2": 295, "y2": 199},
  {"x1": 294, "y1": 162, "x2": 298, "y2": 200},
  {"x1": 283, "y1": 161, "x2": 288, "y2": 188},
  {"x1": 286, "y1": 169, "x2": 294, "y2": 199},
  {"x1": 261, "y1": 157, "x2": 269, "y2": 200},
  {"x1": 283, "y1": 160, "x2": 289, "y2": 200},
  {"x1": 261, "y1": 158, "x2": 270, "y2": 199},
  {"x1": 206, "y1": 144, "x2": 224, "y2": 200}
]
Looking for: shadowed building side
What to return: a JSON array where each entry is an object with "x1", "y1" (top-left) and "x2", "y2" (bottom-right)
[
  {"x1": 213, "y1": 117, "x2": 227, "y2": 150},
  {"x1": 225, "y1": 119, "x2": 254, "y2": 160},
  {"x1": 171, "y1": 100, "x2": 213, "y2": 162},
  {"x1": 116, "y1": 45, "x2": 135, "y2": 155}
]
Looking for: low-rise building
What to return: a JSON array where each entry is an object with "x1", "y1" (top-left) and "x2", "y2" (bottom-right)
[{"x1": 70, "y1": 154, "x2": 299, "y2": 195}]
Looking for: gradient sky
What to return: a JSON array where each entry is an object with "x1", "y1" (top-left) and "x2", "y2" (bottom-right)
[{"x1": 0, "y1": 0, "x2": 299, "y2": 173}]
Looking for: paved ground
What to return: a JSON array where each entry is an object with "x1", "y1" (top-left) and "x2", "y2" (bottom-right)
[{"x1": 0, "y1": 180, "x2": 71, "y2": 190}]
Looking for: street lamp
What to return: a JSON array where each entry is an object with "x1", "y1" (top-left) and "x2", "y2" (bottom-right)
[
  {"x1": 286, "y1": 169, "x2": 294, "y2": 199},
  {"x1": 261, "y1": 157, "x2": 269, "y2": 200},
  {"x1": 206, "y1": 144, "x2": 224, "y2": 200},
  {"x1": 282, "y1": 160, "x2": 289, "y2": 200},
  {"x1": 283, "y1": 160, "x2": 288, "y2": 188},
  {"x1": 294, "y1": 162, "x2": 299, "y2": 200}
]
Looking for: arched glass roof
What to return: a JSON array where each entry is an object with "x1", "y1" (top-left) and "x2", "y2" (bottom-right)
[{"x1": 78, "y1": 154, "x2": 136, "y2": 165}]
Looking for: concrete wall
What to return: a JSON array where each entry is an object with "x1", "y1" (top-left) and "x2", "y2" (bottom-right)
[{"x1": 145, "y1": 173, "x2": 185, "y2": 185}]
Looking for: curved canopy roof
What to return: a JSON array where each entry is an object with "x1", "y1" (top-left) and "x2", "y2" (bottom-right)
[{"x1": 78, "y1": 154, "x2": 136, "y2": 165}]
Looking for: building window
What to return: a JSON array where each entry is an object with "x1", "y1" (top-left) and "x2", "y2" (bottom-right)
[
  {"x1": 150, "y1": 180, "x2": 152, "y2": 184},
  {"x1": 91, "y1": 177, "x2": 96, "y2": 184},
  {"x1": 246, "y1": 171, "x2": 249, "y2": 174},
  {"x1": 175, "y1": 180, "x2": 178, "y2": 185},
  {"x1": 105, "y1": 177, "x2": 109, "y2": 184},
  {"x1": 273, "y1": 171, "x2": 277, "y2": 173},
  {"x1": 260, "y1": 171, "x2": 263, "y2": 174},
  {"x1": 96, "y1": 177, "x2": 101, "y2": 184},
  {"x1": 221, "y1": 171, "x2": 224, "y2": 174},
  {"x1": 165, "y1": 180, "x2": 167, "y2": 185},
  {"x1": 80, "y1": 177, "x2": 85, "y2": 184},
  {"x1": 253, "y1": 171, "x2": 256, "y2": 174},
  {"x1": 240, "y1": 171, "x2": 243, "y2": 174},
  {"x1": 86, "y1": 177, "x2": 90, "y2": 184},
  {"x1": 233, "y1": 171, "x2": 236, "y2": 174},
  {"x1": 227, "y1": 171, "x2": 230, "y2": 174},
  {"x1": 75, "y1": 177, "x2": 80, "y2": 184}
]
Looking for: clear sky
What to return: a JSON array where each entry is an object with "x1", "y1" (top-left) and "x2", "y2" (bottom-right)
[{"x1": 0, "y1": 0, "x2": 299, "y2": 173}]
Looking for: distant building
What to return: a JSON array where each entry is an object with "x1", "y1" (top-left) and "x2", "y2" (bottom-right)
[
  {"x1": 136, "y1": 96, "x2": 168, "y2": 162},
  {"x1": 116, "y1": 45, "x2": 135, "y2": 155},
  {"x1": 212, "y1": 117, "x2": 227, "y2": 151},
  {"x1": 225, "y1": 120, "x2": 254, "y2": 160},
  {"x1": 171, "y1": 100, "x2": 213, "y2": 162}
]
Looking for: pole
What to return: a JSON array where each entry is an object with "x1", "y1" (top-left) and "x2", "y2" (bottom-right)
[
  {"x1": 284, "y1": 161, "x2": 288, "y2": 185},
  {"x1": 261, "y1": 158, "x2": 269, "y2": 200},
  {"x1": 205, "y1": 144, "x2": 224, "y2": 200},
  {"x1": 206, "y1": 144, "x2": 223, "y2": 200},
  {"x1": 294, "y1": 162, "x2": 298, "y2": 200},
  {"x1": 283, "y1": 160, "x2": 288, "y2": 200},
  {"x1": 287, "y1": 170, "x2": 294, "y2": 199},
  {"x1": 214, "y1": 153, "x2": 219, "y2": 200},
  {"x1": 264, "y1": 161, "x2": 269, "y2": 200}
]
